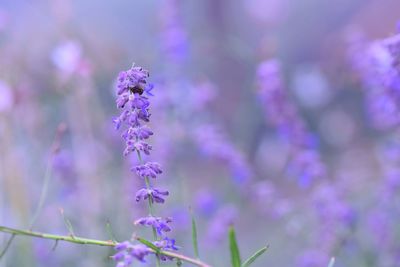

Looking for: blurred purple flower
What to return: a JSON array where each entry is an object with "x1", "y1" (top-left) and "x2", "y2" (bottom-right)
[
  {"x1": 154, "y1": 237, "x2": 179, "y2": 262},
  {"x1": 312, "y1": 184, "x2": 355, "y2": 227},
  {"x1": 194, "y1": 124, "x2": 252, "y2": 184},
  {"x1": 257, "y1": 59, "x2": 326, "y2": 185},
  {"x1": 160, "y1": 0, "x2": 189, "y2": 64},
  {"x1": 0, "y1": 80, "x2": 14, "y2": 112},
  {"x1": 153, "y1": 237, "x2": 179, "y2": 251},
  {"x1": 52, "y1": 149, "x2": 75, "y2": 183},
  {"x1": 287, "y1": 149, "x2": 326, "y2": 188},
  {"x1": 367, "y1": 210, "x2": 391, "y2": 245},
  {"x1": 0, "y1": 8, "x2": 9, "y2": 31},
  {"x1": 296, "y1": 249, "x2": 329, "y2": 267},
  {"x1": 134, "y1": 216, "x2": 172, "y2": 235},
  {"x1": 349, "y1": 31, "x2": 400, "y2": 130},
  {"x1": 206, "y1": 205, "x2": 237, "y2": 244},
  {"x1": 51, "y1": 41, "x2": 82, "y2": 74},
  {"x1": 195, "y1": 189, "x2": 218, "y2": 216},
  {"x1": 244, "y1": 0, "x2": 288, "y2": 24}
]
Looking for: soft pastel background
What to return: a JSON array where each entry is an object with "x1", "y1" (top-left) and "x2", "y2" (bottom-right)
[{"x1": 1, "y1": 0, "x2": 400, "y2": 266}]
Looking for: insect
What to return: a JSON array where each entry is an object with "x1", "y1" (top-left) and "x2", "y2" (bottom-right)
[{"x1": 130, "y1": 85, "x2": 144, "y2": 95}]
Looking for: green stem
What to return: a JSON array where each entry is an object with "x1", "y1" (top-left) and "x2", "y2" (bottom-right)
[
  {"x1": 136, "y1": 150, "x2": 155, "y2": 216},
  {"x1": 0, "y1": 225, "x2": 212, "y2": 267},
  {"x1": 29, "y1": 156, "x2": 53, "y2": 228},
  {"x1": 0, "y1": 234, "x2": 15, "y2": 259},
  {"x1": 0, "y1": 226, "x2": 115, "y2": 247}
]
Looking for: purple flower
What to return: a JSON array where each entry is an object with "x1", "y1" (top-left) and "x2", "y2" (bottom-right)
[
  {"x1": 52, "y1": 149, "x2": 75, "y2": 180},
  {"x1": 160, "y1": 0, "x2": 189, "y2": 64},
  {"x1": 135, "y1": 188, "x2": 169, "y2": 203},
  {"x1": 113, "y1": 110, "x2": 130, "y2": 130},
  {"x1": 287, "y1": 149, "x2": 326, "y2": 188},
  {"x1": 115, "y1": 241, "x2": 130, "y2": 251},
  {"x1": 113, "y1": 65, "x2": 176, "y2": 265},
  {"x1": 127, "y1": 125, "x2": 154, "y2": 140},
  {"x1": 296, "y1": 250, "x2": 329, "y2": 267},
  {"x1": 112, "y1": 242, "x2": 151, "y2": 266},
  {"x1": 195, "y1": 190, "x2": 218, "y2": 216},
  {"x1": 153, "y1": 237, "x2": 179, "y2": 251},
  {"x1": 123, "y1": 140, "x2": 152, "y2": 156},
  {"x1": 348, "y1": 32, "x2": 400, "y2": 130},
  {"x1": 127, "y1": 93, "x2": 150, "y2": 110},
  {"x1": 193, "y1": 124, "x2": 252, "y2": 184},
  {"x1": 116, "y1": 66, "x2": 149, "y2": 96},
  {"x1": 116, "y1": 93, "x2": 129, "y2": 108},
  {"x1": 206, "y1": 206, "x2": 237, "y2": 244},
  {"x1": 257, "y1": 59, "x2": 326, "y2": 185},
  {"x1": 134, "y1": 216, "x2": 172, "y2": 235},
  {"x1": 128, "y1": 245, "x2": 151, "y2": 262},
  {"x1": 154, "y1": 237, "x2": 179, "y2": 261},
  {"x1": 112, "y1": 252, "x2": 125, "y2": 262},
  {"x1": 134, "y1": 162, "x2": 163, "y2": 178}
]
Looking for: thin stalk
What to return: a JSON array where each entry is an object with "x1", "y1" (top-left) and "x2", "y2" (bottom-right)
[
  {"x1": 135, "y1": 151, "x2": 155, "y2": 215},
  {"x1": 1, "y1": 125, "x2": 64, "y2": 260},
  {"x1": 0, "y1": 225, "x2": 212, "y2": 267},
  {"x1": 29, "y1": 157, "x2": 53, "y2": 228},
  {"x1": 0, "y1": 234, "x2": 15, "y2": 259},
  {"x1": 135, "y1": 149, "x2": 160, "y2": 266},
  {"x1": 0, "y1": 226, "x2": 115, "y2": 247}
]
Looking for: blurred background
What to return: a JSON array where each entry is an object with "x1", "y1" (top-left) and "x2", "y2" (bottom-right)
[{"x1": 1, "y1": 0, "x2": 400, "y2": 266}]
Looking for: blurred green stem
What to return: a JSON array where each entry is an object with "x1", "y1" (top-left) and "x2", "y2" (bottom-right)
[
  {"x1": 29, "y1": 157, "x2": 53, "y2": 228},
  {"x1": 0, "y1": 225, "x2": 212, "y2": 267}
]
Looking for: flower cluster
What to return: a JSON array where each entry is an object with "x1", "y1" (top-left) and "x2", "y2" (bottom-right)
[
  {"x1": 193, "y1": 124, "x2": 252, "y2": 184},
  {"x1": 349, "y1": 31, "x2": 400, "y2": 130},
  {"x1": 160, "y1": 0, "x2": 188, "y2": 65},
  {"x1": 257, "y1": 59, "x2": 325, "y2": 186},
  {"x1": 112, "y1": 242, "x2": 151, "y2": 266},
  {"x1": 112, "y1": 65, "x2": 174, "y2": 265}
]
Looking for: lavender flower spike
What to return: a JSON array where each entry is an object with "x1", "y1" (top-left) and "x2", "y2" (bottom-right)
[{"x1": 113, "y1": 64, "x2": 175, "y2": 266}]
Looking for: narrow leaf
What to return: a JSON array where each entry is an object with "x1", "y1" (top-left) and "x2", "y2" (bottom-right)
[
  {"x1": 105, "y1": 221, "x2": 117, "y2": 242},
  {"x1": 327, "y1": 257, "x2": 335, "y2": 267},
  {"x1": 60, "y1": 209, "x2": 75, "y2": 238},
  {"x1": 191, "y1": 214, "x2": 199, "y2": 258},
  {"x1": 137, "y1": 237, "x2": 160, "y2": 253},
  {"x1": 241, "y1": 246, "x2": 269, "y2": 267},
  {"x1": 229, "y1": 226, "x2": 241, "y2": 267}
]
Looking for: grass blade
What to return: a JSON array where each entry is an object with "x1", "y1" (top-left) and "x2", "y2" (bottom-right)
[
  {"x1": 191, "y1": 214, "x2": 199, "y2": 258},
  {"x1": 105, "y1": 221, "x2": 117, "y2": 242},
  {"x1": 137, "y1": 237, "x2": 160, "y2": 253},
  {"x1": 229, "y1": 226, "x2": 241, "y2": 267},
  {"x1": 241, "y1": 245, "x2": 269, "y2": 267}
]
